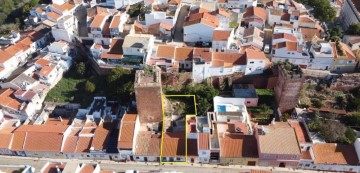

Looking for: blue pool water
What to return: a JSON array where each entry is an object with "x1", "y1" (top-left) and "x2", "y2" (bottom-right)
[{"x1": 217, "y1": 105, "x2": 226, "y2": 112}]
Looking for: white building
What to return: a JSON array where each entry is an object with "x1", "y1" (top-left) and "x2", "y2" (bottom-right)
[
  {"x1": 51, "y1": 15, "x2": 78, "y2": 43},
  {"x1": 308, "y1": 41, "x2": 334, "y2": 70},
  {"x1": 272, "y1": 41, "x2": 310, "y2": 68},
  {"x1": 183, "y1": 11, "x2": 220, "y2": 43}
]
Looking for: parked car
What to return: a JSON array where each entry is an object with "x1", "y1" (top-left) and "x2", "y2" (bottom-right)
[{"x1": 264, "y1": 44, "x2": 270, "y2": 54}]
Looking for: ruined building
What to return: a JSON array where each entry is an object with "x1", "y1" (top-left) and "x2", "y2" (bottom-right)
[
  {"x1": 134, "y1": 67, "x2": 163, "y2": 124},
  {"x1": 274, "y1": 64, "x2": 305, "y2": 113}
]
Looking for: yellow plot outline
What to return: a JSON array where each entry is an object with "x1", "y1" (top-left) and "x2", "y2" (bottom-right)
[{"x1": 160, "y1": 94, "x2": 197, "y2": 164}]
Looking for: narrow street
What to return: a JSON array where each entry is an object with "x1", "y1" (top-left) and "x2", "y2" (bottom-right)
[
  {"x1": 0, "y1": 156, "x2": 317, "y2": 173},
  {"x1": 173, "y1": 5, "x2": 190, "y2": 42}
]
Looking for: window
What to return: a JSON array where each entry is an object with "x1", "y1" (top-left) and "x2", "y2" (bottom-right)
[
  {"x1": 136, "y1": 157, "x2": 140, "y2": 159},
  {"x1": 250, "y1": 61, "x2": 254, "y2": 64},
  {"x1": 305, "y1": 164, "x2": 310, "y2": 167},
  {"x1": 87, "y1": 155, "x2": 90, "y2": 157},
  {"x1": 176, "y1": 157, "x2": 181, "y2": 161},
  {"x1": 202, "y1": 151, "x2": 206, "y2": 155},
  {"x1": 247, "y1": 101, "x2": 250, "y2": 104},
  {"x1": 348, "y1": 60, "x2": 353, "y2": 64},
  {"x1": 259, "y1": 61, "x2": 263, "y2": 63},
  {"x1": 162, "y1": 157, "x2": 166, "y2": 161}
]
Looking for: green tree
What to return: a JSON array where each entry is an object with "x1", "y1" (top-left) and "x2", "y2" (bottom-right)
[
  {"x1": 22, "y1": 4, "x2": 31, "y2": 14},
  {"x1": 346, "y1": 23, "x2": 360, "y2": 35},
  {"x1": 85, "y1": 80, "x2": 96, "y2": 93},
  {"x1": 343, "y1": 127, "x2": 356, "y2": 144},
  {"x1": 75, "y1": 62, "x2": 86, "y2": 77},
  {"x1": 107, "y1": 67, "x2": 134, "y2": 102},
  {"x1": 29, "y1": 0, "x2": 39, "y2": 7},
  {"x1": 295, "y1": 0, "x2": 336, "y2": 23},
  {"x1": 311, "y1": 98, "x2": 323, "y2": 108},
  {"x1": 164, "y1": 83, "x2": 219, "y2": 116},
  {"x1": 319, "y1": 120, "x2": 347, "y2": 143},
  {"x1": 340, "y1": 113, "x2": 360, "y2": 127},
  {"x1": 327, "y1": 27, "x2": 342, "y2": 41}
]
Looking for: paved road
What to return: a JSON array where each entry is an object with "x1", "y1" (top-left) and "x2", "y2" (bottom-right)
[
  {"x1": 173, "y1": 5, "x2": 190, "y2": 42},
  {"x1": 0, "y1": 156, "x2": 317, "y2": 173}
]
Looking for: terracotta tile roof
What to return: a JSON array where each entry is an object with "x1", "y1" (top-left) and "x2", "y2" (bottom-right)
[
  {"x1": 134, "y1": 131, "x2": 161, "y2": 156},
  {"x1": 246, "y1": 49, "x2": 266, "y2": 60},
  {"x1": 300, "y1": 27, "x2": 322, "y2": 42},
  {"x1": 91, "y1": 122, "x2": 114, "y2": 150},
  {"x1": 90, "y1": 14, "x2": 107, "y2": 28},
  {"x1": 313, "y1": 143, "x2": 359, "y2": 165},
  {"x1": 35, "y1": 58, "x2": 51, "y2": 66},
  {"x1": 193, "y1": 48, "x2": 212, "y2": 62},
  {"x1": 0, "y1": 50, "x2": 13, "y2": 63},
  {"x1": 39, "y1": 66, "x2": 56, "y2": 77},
  {"x1": 220, "y1": 134, "x2": 258, "y2": 158},
  {"x1": 11, "y1": 131, "x2": 26, "y2": 150},
  {"x1": 184, "y1": 12, "x2": 219, "y2": 28},
  {"x1": 212, "y1": 30, "x2": 231, "y2": 41},
  {"x1": 301, "y1": 150, "x2": 312, "y2": 160},
  {"x1": 0, "y1": 88, "x2": 23, "y2": 111},
  {"x1": 168, "y1": 0, "x2": 180, "y2": 4},
  {"x1": 160, "y1": 22, "x2": 173, "y2": 30},
  {"x1": 62, "y1": 136, "x2": 78, "y2": 153},
  {"x1": 80, "y1": 164, "x2": 95, "y2": 173},
  {"x1": 280, "y1": 13, "x2": 291, "y2": 21},
  {"x1": 23, "y1": 132, "x2": 64, "y2": 152},
  {"x1": 269, "y1": 8, "x2": 282, "y2": 16},
  {"x1": 258, "y1": 124, "x2": 301, "y2": 155},
  {"x1": 156, "y1": 45, "x2": 176, "y2": 58},
  {"x1": 75, "y1": 137, "x2": 92, "y2": 153},
  {"x1": 52, "y1": 2, "x2": 75, "y2": 12},
  {"x1": 4, "y1": 45, "x2": 23, "y2": 56},
  {"x1": 212, "y1": 52, "x2": 246, "y2": 67},
  {"x1": 273, "y1": 33, "x2": 297, "y2": 42},
  {"x1": 174, "y1": 47, "x2": 193, "y2": 61},
  {"x1": 100, "y1": 52, "x2": 123, "y2": 59},
  {"x1": 117, "y1": 114, "x2": 136, "y2": 149},
  {"x1": 275, "y1": 41, "x2": 298, "y2": 51},
  {"x1": 198, "y1": 133, "x2": 209, "y2": 150},
  {"x1": 288, "y1": 121, "x2": 311, "y2": 143},
  {"x1": 299, "y1": 16, "x2": 315, "y2": 23},
  {"x1": 330, "y1": 42, "x2": 356, "y2": 60},
  {"x1": 162, "y1": 132, "x2": 186, "y2": 157},
  {"x1": 243, "y1": 7, "x2": 266, "y2": 21},
  {"x1": 211, "y1": 59, "x2": 224, "y2": 67},
  {"x1": 42, "y1": 163, "x2": 66, "y2": 173},
  {"x1": 0, "y1": 133, "x2": 13, "y2": 149},
  {"x1": 109, "y1": 15, "x2": 121, "y2": 29},
  {"x1": 19, "y1": 37, "x2": 34, "y2": 48},
  {"x1": 47, "y1": 11, "x2": 61, "y2": 20}
]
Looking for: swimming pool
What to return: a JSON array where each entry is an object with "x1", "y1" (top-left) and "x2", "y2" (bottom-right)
[{"x1": 217, "y1": 105, "x2": 226, "y2": 112}]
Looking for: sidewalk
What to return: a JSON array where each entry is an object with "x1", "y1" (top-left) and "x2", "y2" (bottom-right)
[{"x1": 0, "y1": 155, "x2": 317, "y2": 173}]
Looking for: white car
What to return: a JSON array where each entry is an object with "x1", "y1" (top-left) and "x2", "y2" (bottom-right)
[{"x1": 264, "y1": 44, "x2": 270, "y2": 54}]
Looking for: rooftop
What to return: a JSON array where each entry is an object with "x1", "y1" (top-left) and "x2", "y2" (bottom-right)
[
  {"x1": 258, "y1": 122, "x2": 301, "y2": 155},
  {"x1": 219, "y1": 134, "x2": 258, "y2": 158},
  {"x1": 117, "y1": 114, "x2": 137, "y2": 149},
  {"x1": 134, "y1": 131, "x2": 161, "y2": 156},
  {"x1": 313, "y1": 143, "x2": 359, "y2": 165}
]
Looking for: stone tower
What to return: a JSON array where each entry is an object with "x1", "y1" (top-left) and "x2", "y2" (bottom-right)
[
  {"x1": 274, "y1": 64, "x2": 305, "y2": 113},
  {"x1": 134, "y1": 67, "x2": 163, "y2": 124}
]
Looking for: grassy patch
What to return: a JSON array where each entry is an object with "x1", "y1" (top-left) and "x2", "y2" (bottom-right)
[
  {"x1": 256, "y1": 89, "x2": 275, "y2": 106},
  {"x1": 45, "y1": 67, "x2": 110, "y2": 108}
]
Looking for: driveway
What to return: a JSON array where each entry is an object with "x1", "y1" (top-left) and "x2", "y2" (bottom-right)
[{"x1": 173, "y1": 5, "x2": 190, "y2": 42}]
